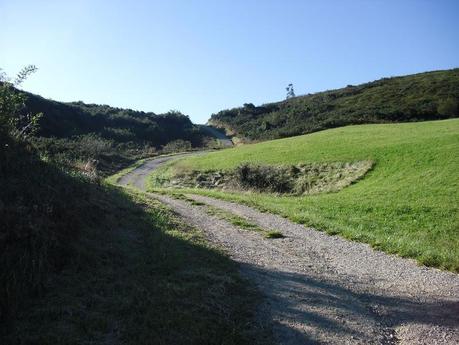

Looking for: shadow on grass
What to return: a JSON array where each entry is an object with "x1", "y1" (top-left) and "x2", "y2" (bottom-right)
[{"x1": 1, "y1": 184, "x2": 274, "y2": 345}]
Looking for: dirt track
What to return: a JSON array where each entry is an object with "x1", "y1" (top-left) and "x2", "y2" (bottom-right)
[
  {"x1": 117, "y1": 153, "x2": 191, "y2": 190},
  {"x1": 117, "y1": 156, "x2": 459, "y2": 345}
]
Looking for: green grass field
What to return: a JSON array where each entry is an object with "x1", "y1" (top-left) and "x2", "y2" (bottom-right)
[{"x1": 149, "y1": 119, "x2": 459, "y2": 272}]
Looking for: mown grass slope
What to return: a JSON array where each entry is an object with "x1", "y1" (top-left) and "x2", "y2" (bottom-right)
[
  {"x1": 151, "y1": 119, "x2": 459, "y2": 271},
  {"x1": 209, "y1": 68, "x2": 459, "y2": 140}
]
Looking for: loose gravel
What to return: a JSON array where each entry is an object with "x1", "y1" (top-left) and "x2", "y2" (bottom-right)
[{"x1": 117, "y1": 155, "x2": 186, "y2": 190}]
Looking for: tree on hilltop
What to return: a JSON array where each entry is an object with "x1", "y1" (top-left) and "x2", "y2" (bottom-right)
[{"x1": 286, "y1": 83, "x2": 295, "y2": 99}]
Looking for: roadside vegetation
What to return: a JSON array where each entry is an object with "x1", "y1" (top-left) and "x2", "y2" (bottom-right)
[
  {"x1": 148, "y1": 119, "x2": 459, "y2": 272},
  {"x1": 209, "y1": 68, "x2": 459, "y2": 141}
]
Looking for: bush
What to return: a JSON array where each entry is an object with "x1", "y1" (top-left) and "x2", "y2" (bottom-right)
[
  {"x1": 437, "y1": 98, "x2": 459, "y2": 116},
  {"x1": 76, "y1": 133, "x2": 113, "y2": 158},
  {"x1": 160, "y1": 161, "x2": 374, "y2": 195}
]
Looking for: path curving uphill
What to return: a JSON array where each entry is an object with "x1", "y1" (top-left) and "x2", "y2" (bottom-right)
[
  {"x1": 117, "y1": 153, "x2": 191, "y2": 190},
  {"x1": 199, "y1": 124, "x2": 234, "y2": 147},
  {"x1": 116, "y1": 155, "x2": 459, "y2": 345}
]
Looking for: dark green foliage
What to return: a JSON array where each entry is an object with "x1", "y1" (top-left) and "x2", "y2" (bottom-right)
[
  {"x1": 0, "y1": 66, "x2": 41, "y2": 139},
  {"x1": 0, "y1": 136, "x2": 103, "y2": 332},
  {"x1": 0, "y1": 83, "x2": 23, "y2": 134},
  {"x1": 209, "y1": 69, "x2": 459, "y2": 140},
  {"x1": 437, "y1": 98, "x2": 459, "y2": 116},
  {"x1": 26, "y1": 96, "x2": 202, "y2": 146},
  {"x1": 21, "y1": 94, "x2": 209, "y2": 175}
]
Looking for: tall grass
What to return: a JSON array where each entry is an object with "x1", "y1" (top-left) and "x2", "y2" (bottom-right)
[
  {"x1": 1, "y1": 138, "x2": 271, "y2": 343},
  {"x1": 0, "y1": 136, "x2": 105, "y2": 331}
]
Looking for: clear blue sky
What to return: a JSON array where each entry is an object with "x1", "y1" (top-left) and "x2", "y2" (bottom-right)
[{"x1": 1, "y1": 0, "x2": 458, "y2": 124}]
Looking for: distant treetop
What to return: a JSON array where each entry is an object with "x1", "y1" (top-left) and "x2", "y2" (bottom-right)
[{"x1": 286, "y1": 83, "x2": 295, "y2": 99}]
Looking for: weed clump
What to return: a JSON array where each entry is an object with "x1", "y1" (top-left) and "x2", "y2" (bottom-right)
[
  {"x1": 236, "y1": 163, "x2": 293, "y2": 193},
  {"x1": 265, "y1": 231, "x2": 285, "y2": 239}
]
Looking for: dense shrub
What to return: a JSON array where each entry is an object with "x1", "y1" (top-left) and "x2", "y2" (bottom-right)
[
  {"x1": 25, "y1": 95, "x2": 205, "y2": 148},
  {"x1": 437, "y1": 98, "x2": 459, "y2": 116},
  {"x1": 156, "y1": 162, "x2": 373, "y2": 195}
]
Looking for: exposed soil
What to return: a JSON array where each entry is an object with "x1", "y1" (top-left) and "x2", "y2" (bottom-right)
[{"x1": 117, "y1": 156, "x2": 459, "y2": 345}]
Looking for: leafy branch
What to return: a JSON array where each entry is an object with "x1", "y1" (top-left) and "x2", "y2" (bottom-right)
[{"x1": 0, "y1": 65, "x2": 42, "y2": 139}]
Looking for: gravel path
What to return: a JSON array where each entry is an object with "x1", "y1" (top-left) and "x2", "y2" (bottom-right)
[
  {"x1": 152, "y1": 193, "x2": 459, "y2": 345},
  {"x1": 117, "y1": 153, "x2": 194, "y2": 190},
  {"x1": 186, "y1": 194, "x2": 459, "y2": 343},
  {"x1": 117, "y1": 156, "x2": 459, "y2": 344}
]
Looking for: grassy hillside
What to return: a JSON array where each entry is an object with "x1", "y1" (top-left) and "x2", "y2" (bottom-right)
[
  {"x1": 150, "y1": 119, "x2": 459, "y2": 271},
  {"x1": 209, "y1": 69, "x2": 459, "y2": 140},
  {"x1": 20, "y1": 91, "x2": 210, "y2": 175},
  {"x1": 1, "y1": 71, "x2": 269, "y2": 343}
]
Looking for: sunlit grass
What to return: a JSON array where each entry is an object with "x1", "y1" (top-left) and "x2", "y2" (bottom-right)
[{"x1": 149, "y1": 119, "x2": 459, "y2": 271}]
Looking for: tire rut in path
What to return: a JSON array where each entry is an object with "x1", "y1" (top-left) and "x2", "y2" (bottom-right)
[{"x1": 150, "y1": 193, "x2": 459, "y2": 344}]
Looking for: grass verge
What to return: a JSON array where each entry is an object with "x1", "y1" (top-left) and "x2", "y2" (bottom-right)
[{"x1": 104, "y1": 158, "x2": 147, "y2": 184}]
